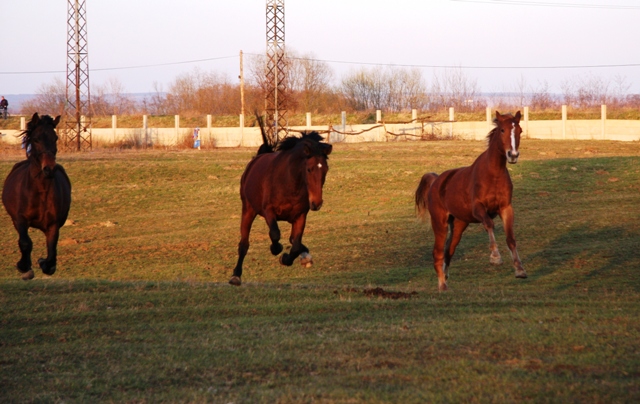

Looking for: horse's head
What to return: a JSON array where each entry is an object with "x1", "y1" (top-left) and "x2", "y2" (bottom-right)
[
  {"x1": 494, "y1": 110, "x2": 522, "y2": 164},
  {"x1": 304, "y1": 137, "x2": 333, "y2": 210},
  {"x1": 277, "y1": 132, "x2": 332, "y2": 211},
  {"x1": 24, "y1": 113, "x2": 61, "y2": 178}
]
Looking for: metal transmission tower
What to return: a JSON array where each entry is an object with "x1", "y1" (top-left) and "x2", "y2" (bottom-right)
[
  {"x1": 265, "y1": 0, "x2": 287, "y2": 142},
  {"x1": 62, "y1": 0, "x2": 92, "y2": 151}
]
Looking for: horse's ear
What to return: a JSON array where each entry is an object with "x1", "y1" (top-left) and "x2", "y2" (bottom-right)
[
  {"x1": 322, "y1": 143, "x2": 332, "y2": 156},
  {"x1": 303, "y1": 144, "x2": 311, "y2": 156},
  {"x1": 31, "y1": 112, "x2": 40, "y2": 124},
  {"x1": 53, "y1": 115, "x2": 61, "y2": 127},
  {"x1": 494, "y1": 111, "x2": 502, "y2": 121},
  {"x1": 514, "y1": 111, "x2": 522, "y2": 124}
]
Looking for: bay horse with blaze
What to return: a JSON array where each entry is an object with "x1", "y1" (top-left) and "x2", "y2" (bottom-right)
[
  {"x1": 229, "y1": 121, "x2": 332, "y2": 286},
  {"x1": 2, "y1": 113, "x2": 72, "y2": 280},
  {"x1": 415, "y1": 111, "x2": 526, "y2": 291}
]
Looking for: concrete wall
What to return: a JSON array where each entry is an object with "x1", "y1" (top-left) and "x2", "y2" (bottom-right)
[{"x1": 2, "y1": 113, "x2": 639, "y2": 147}]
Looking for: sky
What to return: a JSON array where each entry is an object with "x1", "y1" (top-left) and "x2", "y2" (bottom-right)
[{"x1": 1, "y1": 0, "x2": 640, "y2": 98}]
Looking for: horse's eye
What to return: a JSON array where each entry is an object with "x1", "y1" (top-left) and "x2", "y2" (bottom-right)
[{"x1": 501, "y1": 129, "x2": 505, "y2": 133}]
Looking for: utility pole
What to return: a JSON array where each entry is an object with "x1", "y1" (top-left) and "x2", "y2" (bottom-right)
[
  {"x1": 239, "y1": 50, "x2": 245, "y2": 118},
  {"x1": 62, "y1": 0, "x2": 92, "y2": 151}
]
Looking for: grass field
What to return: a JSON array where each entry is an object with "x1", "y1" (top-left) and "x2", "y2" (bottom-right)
[{"x1": 1, "y1": 139, "x2": 639, "y2": 402}]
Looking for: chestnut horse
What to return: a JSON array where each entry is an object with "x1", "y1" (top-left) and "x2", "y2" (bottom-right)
[
  {"x1": 2, "y1": 113, "x2": 72, "y2": 280},
  {"x1": 415, "y1": 111, "x2": 526, "y2": 291},
  {"x1": 229, "y1": 123, "x2": 332, "y2": 286}
]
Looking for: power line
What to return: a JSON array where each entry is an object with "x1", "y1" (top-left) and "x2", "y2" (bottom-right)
[
  {"x1": 450, "y1": 0, "x2": 640, "y2": 9},
  {"x1": 2, "y1": 54, "x2": 639, "y2": 76},
  {"x1": 0, "y1": 55, "x2": 237, "y2": 75}
]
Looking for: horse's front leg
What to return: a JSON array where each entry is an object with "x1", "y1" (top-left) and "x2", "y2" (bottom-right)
[
  {"x1": 472, "y1": 203, "x2": 502, "y2": 265},
  {"x1": 15, "y1": 220, "x2": 34, "y2": 280},
  {"x1": 38, "y1": 226, "x2": 60, "y2": 276},
  {"x1": 264, "y1": 212, "x2": 283, "y2": 256},
  {"x1": 230, "y1": 204, "x2": 257, "y2": 286},
  {"x1": 500, "y1": 205, "x2": 527, "y2": 279},
  {"x1": 280, "y1": 214, "x2": 308, "y2": 267}
]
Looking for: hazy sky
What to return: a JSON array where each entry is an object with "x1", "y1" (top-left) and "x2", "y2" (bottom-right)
[{"x1": 2, "y1": 0, "x2": 640, "y2": 96}]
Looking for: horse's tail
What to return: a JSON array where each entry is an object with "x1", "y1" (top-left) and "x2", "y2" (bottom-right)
[
  {"x1": 255, "y1": 111, "x2": 276, "y2": 154},
  {"x1": 415, "y1": 172, "x2": 438, "y2": 222}
]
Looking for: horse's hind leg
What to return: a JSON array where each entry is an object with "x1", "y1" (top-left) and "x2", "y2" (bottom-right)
[
  {"x1": 265, "y1": 213, "x2": 283, "y2": 256},
  {"x1": 39, "y1": 226, "x2": 60, "y2": 276},
  {"x1": 280, "y1": 215, "x2": 308, "y2": 267},
  {"x1": 230, "y1": 205, "x2": 257, "y2": 286},
  {"x1": 431, "y1": 213, "x2": 449, "y2": 291},
  {"x1": 473, "y1": 203, "x2": 502, "y2": 265},
  {"x1": 444, "y1": 217, "x2": 469, "y2": 280},
  {"x1": 15, "y1": 221, "x2": 34, "y2": 280},
  {"x1": 500, "y1": 205, "x2": 527, "y2": 279}
]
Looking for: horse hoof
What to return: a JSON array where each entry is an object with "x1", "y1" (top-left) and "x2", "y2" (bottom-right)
[
  {"x1": 21, "y1": 270, "x2": 34, "y2": 281},
  {"x1": 438, "y1": 282, "x2": 448, "y2": 292},
  {"x1": 229, "y1": 276, "x2": 242, "y2": 286},
  {"x1": 515, "y1": 270, "x2": 528, "y2": 279},
  {"x1": 270, "y1": 243, "x2": 283, "y2": 256},
  {"x1": 300, "y1": 253, "x2": 313, "y2": 268},
  {"x1": 279, "y1": 253, "x2": 293, "y2": 266},
  {"x1": 490, "y1": 255, "x2": 503, "y2": 266},
  {"x1": 38, "y1": 259, "x2": 56, "y2": 275}
]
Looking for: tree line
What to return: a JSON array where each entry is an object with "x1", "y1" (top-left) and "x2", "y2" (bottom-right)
[{"x1": 20, "y1": 51, "x2": 640, "y2": 118}]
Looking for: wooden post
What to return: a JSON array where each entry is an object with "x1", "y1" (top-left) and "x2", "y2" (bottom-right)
[
  {"x1": 562, "y1": 105, "x2": 567, "y2": 139},
  {"x1": 143, "y1": 115, "x2": 148, "y2": 146},
  {"x1": 207, "y1": 114, "x2": 213, "y2": 146},
  {"x1": 486, "y1": 106, "x2": 492, "y2": 124},
  {"x1": 523, "y1": 106, "x2": 529, "y2": 138},
  {"x1": 601, "y1": 104, "x2": 606, "y2": 139},
  {"x1": 412, "y1": 109, "x2": 418, "y2": 137},
  {"x1": 20, "y1": 116, "x2": 25, "y2": 131},
  {"x1": 239, "y1": 50, "x2": 245, "y2": 119},
  {"x1": 306, "y1": 112, "x2": 311, "y2": 128},
  {"x1": 376, "y1": 110, "x2": 381, "y2": 123}
]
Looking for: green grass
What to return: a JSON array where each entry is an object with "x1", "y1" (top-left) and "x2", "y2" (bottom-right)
[{"x1": 1, "y1": 140, "x2": 640, "y2": 402}]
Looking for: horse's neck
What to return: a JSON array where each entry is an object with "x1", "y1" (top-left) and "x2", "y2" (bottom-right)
[{"x1": 479, "y1": 137, "x2": 508, "y2": 175}]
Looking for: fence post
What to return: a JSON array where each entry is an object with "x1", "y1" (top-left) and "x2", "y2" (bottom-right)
[
  {"x1": 486, "y1": 106, "x2": 492, "y2": 124},
  {"x1": 143, "y1": 115, "x2": 148, "y2": 146},
  {"x1": 449, "y1": 107, "x2": 454, "y2": 138},
  {"x1": 207, "y1": 114, "x2": 213, "y2": 147},
  {"x1": 341, "y1": 111, "x2": 346, "y2": 132},
  {"x1": 562, "y1": 105, "x2": 567, "y2": 139},
  {"x1": 175, "y1": 115, "x2": 180, "y2": 145},
  {"x1": 306, "y1": 112, "x2": 311, "y2": 128},
  {"x1": 112, "y1": 115, "x2": 117, "y2": 144},
  {"x1": 20, "y1": 116, "x2": 25, "y2": 131},
  {"x1": 601, "y1": 104, "x2": 606, "y2": 139},
  {"x1": 376, "y1": 110, "x2": 381, "y2": 123},
  {"x1": 412, "y1": 109, "x2": 418, "y2": 137},
  {"x1": 523, "y1": 106, "x2": 529, "y2": 138}
]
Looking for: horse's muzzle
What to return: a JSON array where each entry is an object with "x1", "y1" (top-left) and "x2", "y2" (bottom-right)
[
  {"x1": 507, "y1": 151, "x2": 520, "y2": 164},
  {"x1": 310, "y1": 200, "x2": 323, "y2": 211}
]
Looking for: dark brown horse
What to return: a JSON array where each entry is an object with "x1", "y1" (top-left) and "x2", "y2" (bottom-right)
[
  {"x1": 415, "y1": 111, "x2": 526, "y2": 291},
  {"x1": 2, "y1": 113, "x2": 72, "y2": 280},
  {"x1": 229, "y1": 123, "x2": 332, "y2": 286}
]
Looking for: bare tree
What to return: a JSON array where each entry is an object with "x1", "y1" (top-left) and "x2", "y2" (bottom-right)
[
  {"x1": 430, "y1": 68, "x2": 481, "y2": 112},
  {"x1": 19, "y1": 77, "x2": 66, "y2": 116},
  {"x1": 287, "y1": 51, "x2": 335, "y2": 113},
  {"x1": 92, "y1": 77, "x2": 136, "y2": 116}
]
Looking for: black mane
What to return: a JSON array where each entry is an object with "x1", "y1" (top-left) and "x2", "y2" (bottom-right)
[{"x1": 277, "y1": 131, "x2": 326, "y2": 154}]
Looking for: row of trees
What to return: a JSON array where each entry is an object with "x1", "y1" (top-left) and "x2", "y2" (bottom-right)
[{"x1": 20, "y1": 52, "x2": 640, "y2": 117}]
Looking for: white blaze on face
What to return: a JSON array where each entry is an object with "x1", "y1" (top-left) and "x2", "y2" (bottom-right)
[
  {"x1": 317, "y1": 163, "x2": 322, "y2": 168},
  {"x1": 510, "y1": 122, "x2": 517, "y2": 152}
]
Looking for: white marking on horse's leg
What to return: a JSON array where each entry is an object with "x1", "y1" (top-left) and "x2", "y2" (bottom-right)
[
  {"x1": 488, "y1": 229, "x2": 502, "y2": 265},
  {"x1": 300, "y1": 252, "x2": 313, "y2": 268},
  {"x1": 511, "y1": 123, "x2": 517, "y2": 152},
  {"x1": 510, "y1": 249, "x2": 527, "y2": 278}
]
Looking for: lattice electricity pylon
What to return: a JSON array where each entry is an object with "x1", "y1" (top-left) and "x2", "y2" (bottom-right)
[
  {"x1": 264, "y1": 0, "x2": 288, "y2": 143},
  {"x1": 62, "y1": 0, "x2": 92, "y2": 151}
]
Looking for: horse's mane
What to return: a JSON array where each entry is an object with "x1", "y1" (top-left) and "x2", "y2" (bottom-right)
[
  {"x1": 486, "y1": 113, "x2": 515, "y2": 144},
  {"x1": 277, "y1": 131, "x2": 327, "y2": 156},
  {"x1": 19, "y1": 114, "x2": 58, "y2": 157}
]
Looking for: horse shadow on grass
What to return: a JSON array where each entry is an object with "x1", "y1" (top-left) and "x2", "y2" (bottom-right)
[{"x1": 524, "y1": 224, "x2": 640, "y2": 293}]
